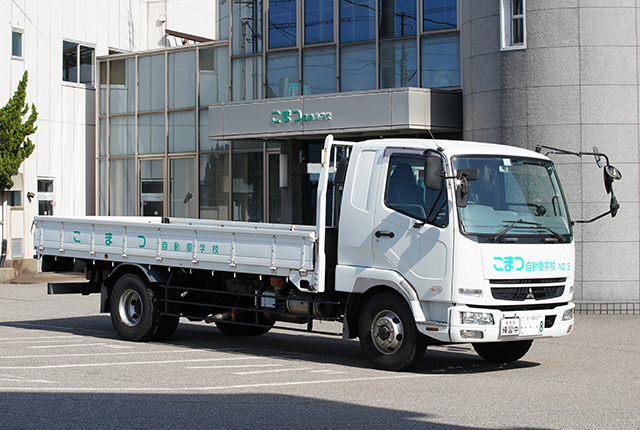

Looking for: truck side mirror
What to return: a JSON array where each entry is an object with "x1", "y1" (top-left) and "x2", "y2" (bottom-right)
[
  {"x1": 610, "y1": 194, "x2": 620, "y2": 217},
  {"x1": 604, "y1": 164, "x2": 622, "y2": 194},
  {"x1": 604, "y1": 165, "x2": 621, "y2": 218},
  {"x1": 424, "y1": 157, "x2": 443, "y2": 190},
  {"x1": 454, "y1": 168, "x2": 479, "y2": 208},
  {"x1": 458, "y1": 168, "x2": 480, "y2": 181}
]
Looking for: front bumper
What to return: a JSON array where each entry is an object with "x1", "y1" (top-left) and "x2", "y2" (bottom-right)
[{"x1": 448, "y1": 302, "x2": 575, "y2": 343}]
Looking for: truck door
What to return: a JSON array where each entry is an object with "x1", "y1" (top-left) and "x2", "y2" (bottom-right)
[{"x1": 372, "y1": 151, "x2": 453, "y2": 300}]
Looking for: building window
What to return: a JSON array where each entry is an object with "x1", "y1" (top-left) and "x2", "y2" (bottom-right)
[
  {"x1": 302, "y1": 48, "x2": 336, "y2": 95},
  {"x1": 269, "y1": 0, "x2": 297, "y2": 48},
  {"x1": 138, "y1": 54, "x2": 165, "y2": 112},
  {"x1": 340, "y1": 0, "x2": 376, "y2": 43},
  {"x1": 380, "y1": 39, "x2": 417, "y2": 88},
  {"x1": 381, "y1": 0, "x2": 417, "y2": 39},
  {"x1": 109, "y1": 159, "x2": 135, "y2": 216},
  {"x1": 232, "y1": 151, "x2": 264, "y2": 222},
  {"x1": 232, "y1": 56, "x2": 263, "y2": 101},
  {"x1": 37, "y1": 179, "x2": 54, "y2": 216},
  {"x1": 423, "y1": 0, "x2": 457, "y2": 32},
  {"x1": 11, "y1": 239, "x2": 23, "y2": 259},
  {"x1": 232, "y1": 0, "x2": 263, "y2": 55},
  {"x1": 8, "y1": 191, "x2": 21, "y2": 207},
  {"x1": 266, "y1": 51, "x2": 300, "y2": 98},
  {"x1": 501, "y1": 0, "x2": 526, "y2": 50},
  {"x1": 305, "y1": 0, "x2": 333, "y2": 44},
  {"x1": 421, "y1": 35, "x2": 460, "y2": 88},
  {"x1": 12, "y1": 30, "x2": 22, "y2": 58},
  {"x1": 340, "y1": 44, "x2": 376, "y2": 91},
  {"x1": 63, "y1": 41, "x2": 95, "y2": 84}
]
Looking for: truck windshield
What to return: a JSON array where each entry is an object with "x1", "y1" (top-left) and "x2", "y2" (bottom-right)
[{"x1": 452, "y1": 156, "x2": 571, "y2": 239}]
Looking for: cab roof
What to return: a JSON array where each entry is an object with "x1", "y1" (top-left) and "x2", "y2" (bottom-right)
[{"x1": 351, "y1": 138, "x2": 550, "y2": 161}]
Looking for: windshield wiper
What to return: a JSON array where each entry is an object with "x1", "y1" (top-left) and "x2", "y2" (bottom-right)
[{"x1": 489, "y1": 219, "x2": 566, "y2": 243}]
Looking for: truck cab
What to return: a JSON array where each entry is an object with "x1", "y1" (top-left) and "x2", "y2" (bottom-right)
[{"x1": 330, "y1": 137, "x2": 577, "y2": 367}]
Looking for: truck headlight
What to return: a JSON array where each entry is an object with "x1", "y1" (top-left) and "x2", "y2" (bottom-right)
[
  {"x1": 562, "y1": 308, "x2": 574, "y2": 321},
  {"x1": 461, "y1": 312, "x2": 494, "y2": 325}
]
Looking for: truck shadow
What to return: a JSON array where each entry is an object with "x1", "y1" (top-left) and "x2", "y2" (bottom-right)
[
  {"x1": 0, "y1": 391, "x2": 551, "y2": 430},
  {"x1": 0, "y1": 316, "x2": 540, "y2": 375}
]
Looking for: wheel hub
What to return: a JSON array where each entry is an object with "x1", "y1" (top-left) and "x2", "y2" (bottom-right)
[
  {"x1": 371, "y1": 310, "x2": 404, "y2": 354},
  {"x1": 119, "y1": 288, "x2": 142, "y2": 327}
]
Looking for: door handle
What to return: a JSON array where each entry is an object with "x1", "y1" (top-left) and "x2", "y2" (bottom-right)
[{"x1": 375, "y1": 230, "x2": 395, "y2": 238}]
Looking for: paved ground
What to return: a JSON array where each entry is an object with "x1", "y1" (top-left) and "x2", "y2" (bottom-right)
[{"x1": 0, "y1": 282, "x2": 638, "y2": 429}]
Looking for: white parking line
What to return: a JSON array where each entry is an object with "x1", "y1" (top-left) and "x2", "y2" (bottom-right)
[
  {"x1": 0, "y1": 374, "x2": 58, "y2": 384},
  {"x1": 0, "y1": 356, "x2": 258, "y2": 370},
  {"x1": 29, "y1": 343, "x2": 109, "y2": 349},
  {"x1": 0, "y1": 373, "x2": 424, "y2": 392},
  {"x1": 0, "y1": 337, "x2": 85, "y2": 345},
  {"x1": 185, "y1": 364, "x2": 283, "y2": 370},
  {"x1": 0, "y1": 348, "x2": 245, "y2": 360},
  {"x1": 233, "y1": 367, "x2": 313, "y2": 375},
  {"x1": 0, "y1": 335, "x2": 75, "y2": 342}
]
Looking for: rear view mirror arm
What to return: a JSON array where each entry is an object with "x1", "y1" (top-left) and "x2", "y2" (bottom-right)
[
  {"x1": 537, "y1": 145, "x2": 622, "y2": 222},
  {"x1": 535, "y1": 144, "x2": 611, "y2": 166}
]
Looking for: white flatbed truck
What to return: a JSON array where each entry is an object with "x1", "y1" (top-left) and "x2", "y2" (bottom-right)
[{"x1": 34, "y1": 135, "x2": 621, "y2": 370}]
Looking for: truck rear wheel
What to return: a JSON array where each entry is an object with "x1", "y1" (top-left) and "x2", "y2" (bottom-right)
[
  {"x1": 473, "y1": 340, "x2": 533, "y2": 363},
  {"x1": 151, "y1": 313, "x2": 180, "y2": 341},
  {"x1": 358, "y1": 292, "x2": 427, "y2": 371},
  {"x1": 110, "y1": 274, "x2": 160, "y2": 342}
]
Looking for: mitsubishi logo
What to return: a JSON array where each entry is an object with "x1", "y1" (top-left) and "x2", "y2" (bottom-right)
[{"x1": 526, "y1": 287, "x2": 536, "y2": 300}]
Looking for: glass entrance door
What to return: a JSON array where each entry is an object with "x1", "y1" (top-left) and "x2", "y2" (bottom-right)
[
  {"x1": 140, "y1": 159, "x2": 164, "y2": 217},
  {"x1": 170, "y1": 157, "x2": 196, "y2": 218}
]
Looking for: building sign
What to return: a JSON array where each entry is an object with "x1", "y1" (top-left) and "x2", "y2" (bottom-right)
[
  {"x1": 271, "y1": 109, "x2": 332, "y2": 124},
  {"x1": 209, "y1": 88, "x2": 462, "y2": 139}
]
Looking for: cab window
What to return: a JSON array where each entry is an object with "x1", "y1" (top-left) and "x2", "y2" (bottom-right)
[{"x1": 385, "y1": 155, "x2": 448, "y2": 227}]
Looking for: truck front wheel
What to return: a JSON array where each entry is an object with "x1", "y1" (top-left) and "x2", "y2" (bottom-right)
[
  {"x1": 473, "y1": 340, "x2": 533, "y2": 363},
  {"x1": 110, "y1": 274, "x2": 160, "y2": 342},
  {"x1": 358, "y1": 292, "x2": 427, "y2": 371}
]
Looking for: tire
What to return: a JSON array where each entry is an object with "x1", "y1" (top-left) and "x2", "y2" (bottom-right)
[
  {"x1": 473, "y1": 340, "x2": 533, "y2": 363},
  {"x1": 151, "y1": 314, "x2": 180, "y2": 341},
  {"x1": 110, "y1": 274, "x2": 159, "y2": 342},
  {"x1": 358, "y1": 292, "x2": 427, "y2": 371},
  {"x1": 215, "y1": 313, "x2": 274, "y2": 337}
]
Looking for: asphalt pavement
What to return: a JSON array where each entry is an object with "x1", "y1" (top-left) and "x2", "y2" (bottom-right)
[{"x1": 0, "y1": 282, "x2": 638, "y2": 429}]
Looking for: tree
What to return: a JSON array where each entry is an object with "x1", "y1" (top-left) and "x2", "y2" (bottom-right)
[{"x1": 0, "y1": 71, "x2": 38, "y2": 190}]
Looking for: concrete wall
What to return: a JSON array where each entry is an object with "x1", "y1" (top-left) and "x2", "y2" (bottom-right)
[{"x1": 461, "y1": 0, "x2": 639, "y2": 305}]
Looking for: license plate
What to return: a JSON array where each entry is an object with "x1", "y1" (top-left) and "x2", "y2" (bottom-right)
[
  {"x1": 500, "y1": 315, "x2": 544, "y2": 337},
  {"x1": 520, "y1": 314, "x2": 544, "y2": 336},
  {"x1": 500, "y1": 318, "x2": 520, "y2": 336}
]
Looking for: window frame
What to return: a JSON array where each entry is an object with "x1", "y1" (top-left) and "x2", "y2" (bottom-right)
[
  {"x1": 384, "y1": 153, "x2": 449, "y2": 228},
  {"x1": 500, "y1": 0, "x2": 526, "y2": 51},
  {"x1": 11, "y1": 29, "x2": 23, "y2": 58},
  {"x1": 62, "y1": 40, "x2": 96, "y2": 86},
  {"x1": 37, "y1": 178, "x2": 55, "y2": 216}
]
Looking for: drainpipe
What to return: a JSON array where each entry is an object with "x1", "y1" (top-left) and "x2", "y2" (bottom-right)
[{"x1": 0, "y1": 192, "x2": 5, "y2": 268}]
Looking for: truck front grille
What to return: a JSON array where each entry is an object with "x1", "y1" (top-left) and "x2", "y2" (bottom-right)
[
  {"x1": 490, "y1": 285, "x2": 565, "y2": 301},
  {"x1": 490, "y1": 278, "x2": 566, "y2": 285}
]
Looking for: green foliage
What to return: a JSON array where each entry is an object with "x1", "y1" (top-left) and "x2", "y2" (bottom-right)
[{"x1": 0, "y1": 71, "x2": 38, "y2": 190}]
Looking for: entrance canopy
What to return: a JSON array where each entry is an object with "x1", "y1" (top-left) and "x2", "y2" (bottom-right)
[{"x1": 208, "y1": 88, "x2": 461, "y2": 140}]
